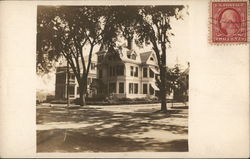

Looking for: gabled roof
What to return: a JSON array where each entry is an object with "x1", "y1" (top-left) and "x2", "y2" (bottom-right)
[
  {"x1": 140, "y1": 51, "x2": 153, "y2": 63},
  {"x1": 127, "y1": 50, "x2": 136, "y2": 55}
]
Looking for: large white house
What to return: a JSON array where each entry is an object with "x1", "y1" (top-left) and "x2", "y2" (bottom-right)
[
  {"x1": 96, "y1": 45, "x2": 160, "y2": 99},
  {"x1": 55, "y1": 45, "x2": 160, "y2": 100}
]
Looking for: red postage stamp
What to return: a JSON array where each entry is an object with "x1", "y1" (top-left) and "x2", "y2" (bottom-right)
[{"x1": 211, "y1": 1, "x2": 248, "y2": 43}]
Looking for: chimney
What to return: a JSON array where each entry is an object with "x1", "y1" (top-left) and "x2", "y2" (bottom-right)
[{"x1": 127, "y1": 37, "x2": 133, "y2": 50}]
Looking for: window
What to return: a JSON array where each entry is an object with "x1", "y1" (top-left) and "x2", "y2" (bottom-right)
[
  {"x1": 119, "y1": 82, "x2": 124, "y2": 93},
  {"x1": 117, "y1": 65, "x2": 124, "y2": 76},
  {"x1": 129, "y1": 83, "x2": 139, "y2": 94},
  {"x1": 99, "y1": 69, "x2": 102, "y2": 78},
  {"x1": 69, "y1": 85, "x2": 75, "y2": 95},
  {"x1": 134, "y1": 83, "x2": 138, "y2": 94},
  {"x1": 109, "y1": 65, "x2": 124, "y2": 76},
  {"x1": 150, "y1": 69, "x2": 154, "y2": 78},
  {"x1": 130, "y1": 66, "x2": 134, "y2": 76},
  {"x1": 150, "y1": 84, "x2": 154, "y2": 95},
  {"x1": 129, "y1": 83, "x2": 133, "y2": 94},
  {"x1": 131, "y1": 54, "x2": 136, "y2": 60},
  {"x1": 109, "y1": 82, "x2": 116, "y2": 94},
  {"x1": 143, "y1": 84, "x2": 148, "y2": 94},
  {"x1": 134, "y1": 67, "x2": 138, "y2": 77},
  {"x1": 130, "y1": 66, "x2": 138, "y2": 77},
  {"x1": 91, "y1": 63, "x2": 95, "y2": 70},
  {"x1": 69, "y1": 73, "x2": 75, "y2": 83},
  {"x1": 143, "y1": 67, "x2": 148, "y2": 77},
  {"x1": 150, "y1": 57, "x2": 154, "y2": 61},
  {"x1": 128, "y1": 52, "x2": 136, "y2": 60}
]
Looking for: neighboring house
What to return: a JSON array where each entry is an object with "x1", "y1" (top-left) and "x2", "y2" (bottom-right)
[
  {"x1": 96, "y1": 45, "x2": 160, "y2": 99},
  {"x1": 55, "y1": 55, "x2": 97, "y2": 100}
]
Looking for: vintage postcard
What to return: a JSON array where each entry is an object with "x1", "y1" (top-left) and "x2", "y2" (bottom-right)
[{"x1": 0, "y1": 0, "x2": 249, "y2": 158}]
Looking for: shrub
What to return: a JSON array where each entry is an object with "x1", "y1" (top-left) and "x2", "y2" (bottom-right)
[
  {"x1": 51, "y1": 99, "x2": 67, "y2": 104},
  {"x1": 46, "y1": 95, "x2": 55, "y2": 102},
  {"x1": 118, "y1": 97, "x2": 133, "y2": 102},
  {"x1": 72, "y1": 96, "x2": 160, "y2": 106},
  {"x1": 86, "y1": 96, "x2": 106, "y2": 101},
  {"x1": 134, "y1": 98, "x2": 146, "y2": 101}
]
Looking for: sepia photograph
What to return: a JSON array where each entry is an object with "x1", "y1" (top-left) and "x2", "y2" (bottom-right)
[
  {"x1": 36, "y1": 5, "x2": 190, "y2": 152},
  {"x1": 0, "y1": 0, "x2": 249, "y2": 158}
]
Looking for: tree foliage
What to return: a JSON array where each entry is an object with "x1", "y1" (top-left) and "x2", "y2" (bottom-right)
[
  {"x1": 166, "y1": 64, "x2": 189, "y2": 102},
  {"x1": 37, "y1": 6, "x2": 105, "y2": 105}
]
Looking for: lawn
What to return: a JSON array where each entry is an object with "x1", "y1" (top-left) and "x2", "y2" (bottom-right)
[{"x1": 37, "y1": 103, "x2": 188, "y2": 152}]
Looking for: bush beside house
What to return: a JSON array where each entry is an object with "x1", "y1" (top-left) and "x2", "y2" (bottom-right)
[{"x1": 74, "y1": 96, "x2": 160, "y2": 105}]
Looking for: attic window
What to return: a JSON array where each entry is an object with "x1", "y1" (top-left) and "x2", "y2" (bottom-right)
[
  {"x1": 127, "y1": 51, "x2": 136, "y2": 60},
  {"x1": 150, "y1": 57, "x2": 154, "y2": 61},
  {"x1": 131, "y1": 54, "x2": 136, "y2": 60}
]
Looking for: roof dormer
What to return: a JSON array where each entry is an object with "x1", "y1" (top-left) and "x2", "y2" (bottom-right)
[{"x1": 127, "y1": 50, "x2": 137, "y2": 60}]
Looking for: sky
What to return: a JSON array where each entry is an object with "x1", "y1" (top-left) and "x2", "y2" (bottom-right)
[{"x1": 37, "y1": 7, "x2": 190, "y2": 92}]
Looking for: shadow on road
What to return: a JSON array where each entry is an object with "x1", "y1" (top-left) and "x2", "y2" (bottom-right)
[{"x1": 37, "y1": 105, "x2": 188, "y2": 152}]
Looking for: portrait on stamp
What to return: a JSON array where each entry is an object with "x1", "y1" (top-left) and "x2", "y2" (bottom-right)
[{"x1": 211, "y1": 1, "x2": 248, "y2": 43}]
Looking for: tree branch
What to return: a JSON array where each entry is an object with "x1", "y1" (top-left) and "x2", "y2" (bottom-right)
[
  {"x1": 85, "y1": 44, "x2": 94, "y2": 78},
  {"x1": 79, "y1": 46, "x2": 86, "y2": 78},
  {"x1": 69, "y1": 44, "x2": 81, "y2": 78},
  {"x1": 62, "y1": 50, "x2": 80, "y2": 82}
]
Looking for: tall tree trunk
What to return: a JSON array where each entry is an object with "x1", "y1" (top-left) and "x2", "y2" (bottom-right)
[
  {"x1": 79, "y1": 92, "x2": 86, "y2": 106},
  {"x1": 160, "y1": 66, "x2": 167, "y2": 112},
  {"x1": 160, "y1": 41, "x2": 167, "y2": 112},
  {"x1": 78, "y1": 84, "x2": 87, "y2": 106}
]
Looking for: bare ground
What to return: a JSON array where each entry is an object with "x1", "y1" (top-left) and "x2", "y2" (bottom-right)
[{"x1": 36, "y1": 103, "x2": 188, "y2": 152}]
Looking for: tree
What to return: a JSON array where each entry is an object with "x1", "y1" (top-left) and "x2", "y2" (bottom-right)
[
  {"x1": 165, "y1": 65, "x2": 180, "y2": 97},
  {"x1": 109, "y1": 6, "x2": 141, "y2": 49},
  {"x1": 37, "y1": 6, "x2": 104, "y2": 106},
  {"x1": 173, "y1": 64, "x2": 189, "y2": 102},
  {"x1": 136, "y1": 6, "x2": 185, "y2": 112}
]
